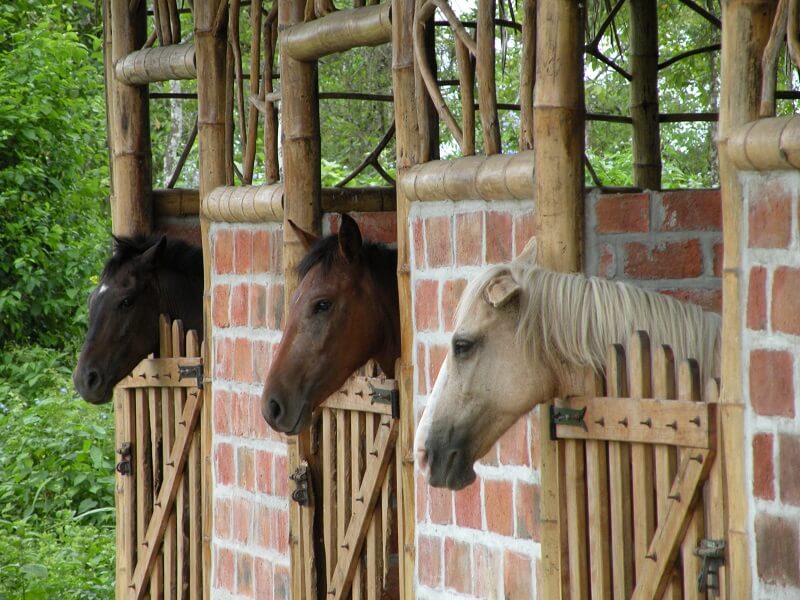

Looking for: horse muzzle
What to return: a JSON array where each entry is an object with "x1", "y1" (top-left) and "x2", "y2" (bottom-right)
[
  {"x1": 73, "y1": 365, "x2": 113, "y2": 405},
  {"x1": 260, "y1": 390, "x2": 310, "y2": 435},
  {"x1": 424, "y1": 438, "x2": 477, "y2": 491}
]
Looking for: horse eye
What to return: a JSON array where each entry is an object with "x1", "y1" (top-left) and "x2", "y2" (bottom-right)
[
  {"x1": 452, "y1": 338, "x2": 474, "y2": 357},
  {"x1": 120, "y1": 297, "x2": 133, "y2": 309},
  {"x1": 314, "y1": 300, "x2": 332, "y2": 314}
]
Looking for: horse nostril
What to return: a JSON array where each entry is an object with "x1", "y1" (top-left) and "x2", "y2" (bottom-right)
[
  {"x1": 268, "y1": 398, "x2": 283, "y2": 421},
  {"x1": 86, "y1": 369, "x2": 102, "y2": 392}
]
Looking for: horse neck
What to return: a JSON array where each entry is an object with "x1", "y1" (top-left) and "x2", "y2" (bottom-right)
[
  {"x1": 155, "y1": 267, "x2": 204, "y2": 333},
  {"x1": 369, "y1": 257, "x2": 401, "y2": 377}
]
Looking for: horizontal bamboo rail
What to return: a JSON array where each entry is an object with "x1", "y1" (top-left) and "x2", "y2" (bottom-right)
[
  {"x1": 115, "y1": 43, "x2": 196, "y2": 84},
  {"x1": 400, "y1": 151, "x2": 534, "y2": 202},
  {"x1": 202, "y1": 184, "x2": 284, "y2": 222},
  {"x1": 282, "y1": 3, "x2": 392, "y2": 61},
  {"x1": 727, "y1": 115, "x2": 800, "y2": 171},
  {"x1": 153, "y1": 189, "x2": 200, "y2": 219}
]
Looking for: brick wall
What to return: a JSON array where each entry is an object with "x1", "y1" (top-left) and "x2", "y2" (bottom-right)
[
  {"x1": 585, "y1": 189, "x2": 723, "y2": 312},
  {"x1": 410, "y1": 200, "x2": 541, "y2": 599},
  {"x1": 741, "y1": 172, "x2": 800, "y2": 597}
]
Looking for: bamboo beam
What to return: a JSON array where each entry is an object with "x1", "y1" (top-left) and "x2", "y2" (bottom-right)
[
  {"x1": 717, "y1": 0, "x2": 775, "y2": 596},
  {"x1": 115, "y1": 43, "x2": 197, "y2": 84},
  {"x1": 629, "y1": 0, "x2": 661, "y2": 189},
  {"x1": 392, "y1": 0, "x2": 419, "y2": 594},
  {"x1": 202, "y1": 184, "x2": 284, "y2": 222},
  {"x1": 400, "y1": 151, "x2": 534, "y2": 201},
  {"x1": 283, "y1": 3, "x2": 392, "y2": 61},
  {"x1": 109, "y1": 0, "x2": 152, "y2": 237},
  {"x1": 533, "y1": 0, "x2": 584, "y2": 273},
  {"x1": 727, "y1": 115, "x2": 800, "y2": 170}
]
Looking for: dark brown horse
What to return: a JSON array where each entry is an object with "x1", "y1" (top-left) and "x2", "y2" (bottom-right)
[
  {"x1": 261, "y1": 214, "x2": 400, "y2": 434},
  {"x1": 73, "y1": 235, "x2": 204, "y2": 404}
]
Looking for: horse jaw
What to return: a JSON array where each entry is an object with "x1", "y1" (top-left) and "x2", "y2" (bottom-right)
[{"x1": 414, "y1": 362, "x2": 447, "y2": 481}]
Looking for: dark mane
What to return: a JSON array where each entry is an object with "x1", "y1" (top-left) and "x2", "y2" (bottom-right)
[
  {"x1": 297, "y1": 235, "x2": 396, "y2": 282},
  {"x1": 102, "y1": 235, "x2": 204, "y2": 279}
]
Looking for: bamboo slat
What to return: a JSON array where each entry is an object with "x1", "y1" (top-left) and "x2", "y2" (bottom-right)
[
  {"x1": 565, "y1": 436, "x2": 588, "y2": 600},
  {"x1": 283, "y1": 3, "x2": 392, "y2": 61},
  {"x1": 186, "y1": 331, "x2": 203, "y2": 600},
  {"x1": 351, "y1": 412, "x2": 366, "y2": 599},
  {"x1": 115, "y1": 43, "x2": 197, "y2": 85},
  {"x1": 323, "y1": 409, "x2": 337, "y2": 586},
  {"x1": 337, "y1": 410, "x2": 352, "y2": 592},
  {"x1": 704, "y1": 379, "x2": 727, "y2": 598},
  {"x1": 115, "y1": 386, "x2": 137, "y2": 598},
  {"x1": 476, "y1": 0, "x2": 500, "y2": 154},
  {"x1": 148, "y1": 360, "x2": 164, "y2": 597},
  {"x1": 134, "y1": 388, "x2": 152, "y2": 597},
  {"x1": 365, "y1": 415, "x2": 381, "y2": 600},
  {"x1": 160, "y1": 317, "x2": 177, "y2": 599},
  {"x1": 172, "y1": 321, "x2": 188, "y2": 600},
  {"x1": 118, "y1": 357, "x2": 204, "y2": 389}
]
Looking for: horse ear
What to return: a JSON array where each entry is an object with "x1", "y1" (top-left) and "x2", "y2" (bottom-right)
[
  {"x1": 139, "y1": 235, "x2": 167, "y2": 269},
  {"x1": 338, "y1": 214, "x2": 363, "y2": 263},
  {"x1": 516, "y1": 236, "x2": 538, "y2": 265},
  {"x1": 484, "y1": 273, "x2": 521, "y2": 308},
  {"x1": 288, "y1": 219, "x2": 319, "y2": 250}
]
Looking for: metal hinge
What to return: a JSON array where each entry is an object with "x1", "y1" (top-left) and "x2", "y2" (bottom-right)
[
  {"x1": 290, "y1": 464, "x2": 310, "y2": 506},
  {"x1": 178, "y1": 363, "x2": 204, "y2": 388},
  {"x1": 369, "y1": 383, "x2": 400, "y2": 420},
  {"x1": 116, "y1": 442, "x2": 133, "y2": 476},
  {"x1": 695, "y1": 538, "x2": 725, "y2": 594},
  {"x1": 549, "y1": 405, "x2": 588, "y2": 439}
]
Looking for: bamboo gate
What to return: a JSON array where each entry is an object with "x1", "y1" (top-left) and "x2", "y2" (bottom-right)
[{"x1": 100, "y1": 0, "x2": 768, "y2": 597}]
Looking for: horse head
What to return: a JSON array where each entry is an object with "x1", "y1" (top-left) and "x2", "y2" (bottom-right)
[{"x1": 261, "y1": 214, "x2": 400, "y2": 435}]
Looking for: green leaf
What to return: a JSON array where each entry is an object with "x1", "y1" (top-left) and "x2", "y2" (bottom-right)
[{"x1": 20, "y1": 564, "x2": 47, "y2": 578}]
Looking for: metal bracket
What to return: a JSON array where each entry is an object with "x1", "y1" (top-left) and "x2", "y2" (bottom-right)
[
  {"x1": 178, "y1": 363, "x2": 204, "y2": 388},
  {"x1": 549, "y1": 405, "x2": 588, "y2": 439},
  {"x1": 369, "y1": 383, "x2": 400, "y2": 420},
  {"x1": 290, "y1": 464, "x2": 310, "y2": 506},
  {"x1": 695, "y1": 538, "x2": 725, "y2": 594},
  {"x1": 116, "y1": 442, "x2": 133, "y2": 476}
]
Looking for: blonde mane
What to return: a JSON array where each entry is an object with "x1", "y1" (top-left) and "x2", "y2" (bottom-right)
[{"x1": 456, "y1": 262, "x2": 721, "y2": 383}]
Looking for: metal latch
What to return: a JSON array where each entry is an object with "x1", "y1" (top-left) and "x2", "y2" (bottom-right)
[
  {"x1": 290, "y1": 464, "x2": 310, "y2": 506},
  {"x1": 178, "y1": 363, "x2": 204, "y2": 388},
  {"x1": 369, "y1": 383, "x2": 400, "y2": 420},
  {"x1": 116, "y1": 442, "x2": 133, "y2": 476},
  {"x1": 695, "y1": 538, "x2": 725, "y2": 594},
  {"x1": 549, "y1": 405, "x2": 588, "y2": 439}
]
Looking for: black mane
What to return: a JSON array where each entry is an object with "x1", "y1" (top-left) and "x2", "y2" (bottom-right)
[
  {"x1": 297, "y1": 235, "x2": 396, "y2": 283},
  {"x1": 102, "y1": 235, "x2": 204, "y2": 279}
]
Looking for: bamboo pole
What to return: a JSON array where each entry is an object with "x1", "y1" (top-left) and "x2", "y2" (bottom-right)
[
  {"x1": 115, "y1": 43, "x2": 197, "y2": 85},
  {"x1": 414, "y1": 0, "x2": 441, "y2": 160},
  {"x1": 717, "y1": 0, "x2": 775, "y2": 596},
  {"x1": 476, "y1": 0, "x2": 501, "y2": 154},
  {"x1": 109, "y1": 0, "x2": 152, "y2": 237},
  {"x1": 629, "y1": 0, "x2": 661, "y2": 190},
  {"x1": 264, "y1": 6, "x2": 280, "y2": 183},
  {"x1": 392, "y1": 0, "x2": 419, "y2": 594},
  {"x1": 455, "y1": 39, "x2": 476, "y2": 155},
  {"x1": 520, "y1": 0, "x2": 535, "y2": 150},
  {"x1": 243, "y1": 0, "x2": 262, "y2": 184},
  {"x1": 194, "y1": 0, "x2": 229, "y2": 596}
]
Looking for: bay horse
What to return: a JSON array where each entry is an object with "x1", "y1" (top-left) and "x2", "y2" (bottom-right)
[
  {"x1": 415, "y1": 240, "x2": 721, "y2": 490},
  {"x1": 73, "y1": 235, "x2": 204, "y2": 404},
  {"x1": 261, "y1": 214, "x2": 400, "y2": 435}
]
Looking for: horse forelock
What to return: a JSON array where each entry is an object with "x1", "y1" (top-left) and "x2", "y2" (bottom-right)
[
  {"x1": 101, "y1": 235, "x2": 203, "y2": 281},
  {"x1": 297, "y1": 234, "x2": 397, "y2": 285}
]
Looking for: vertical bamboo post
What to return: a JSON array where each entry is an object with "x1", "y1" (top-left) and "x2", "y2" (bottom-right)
[
  {"x1": 519, "y1": 0, "x2": 535, "y2": 151},
  {"x1": 629, "y1": 0, "x2": 661, "y2": 190},
  {"x1": 717, "y1": 0, "x2": 775, "y2": 595},
  {"x1": 195, "y1": 1, "x2": 228, "y2": 596},
  {"x1": 109, "y1": 0, "x2": 152, "y2": 236},
  {"x1": 476, "y1": 0, "x2": 501, "y2": 154},
  {"x1": 414, "y1": 1, "x2": 439, "y2": 161},
  {"x1": 392, "y1": 0, "x2": 420, "y2": 594},
  {"x1": 264, "y1": 9, "x2": 280, "y2": 183},
  {"x1": 279, "y1": 0, "x2": 324, "y2": 594}
]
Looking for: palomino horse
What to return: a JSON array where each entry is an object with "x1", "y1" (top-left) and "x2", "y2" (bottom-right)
[
  {"x1": 73, "y1": 235, "x2": 203, "y2": 404},
  {"x1": 415, "y1": 241, "x2": 721, "y2": 490},
  {"x1": 261, "y1": 214, "x2": 400, "y2": 435}
]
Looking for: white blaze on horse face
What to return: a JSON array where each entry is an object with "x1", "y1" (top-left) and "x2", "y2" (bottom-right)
[
  {"x1": 414, "y1": 361, "x2": 448, "y2": 481},
  {"x1": 98, "y1": 283, "x2": 108, "y2": 295}
]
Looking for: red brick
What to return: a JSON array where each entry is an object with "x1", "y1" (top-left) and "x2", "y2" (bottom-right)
[
  {"x1": 596, "y1": 193, "x2": 650, "y2": 233},
  {"x1": 416, "y1": 472, "x2": 427, "y2": 522},
  {"x1": 267, "y1": 284, "x2": 285, "y2": 330},
  {"x1": 412, "y1": 218, "x2": 425, "y2": 269},
  {"x1": 772, "y1": 267, "x2": 800, "y2": 336},
  {"x1": 531, "y1": 412, "x2": 541, "y2": 468},
  {"x1": 426, "y1": 216, "x2": 453, "y2": 267},
  {"x1": 455, "y1": 212, "x2": 483, "y2": 266},
  {"x1": 749, "y1": 180, "x2": 793, "y2": 248},
  {"x1": 251, "y1": 394, "x2": 272, "y2": 440},
  {"x1": 504, "y1": 551, "x2": 533, "y2": 599},
  {"x1": 756, "y1": 513, "x2": 800, "y2": 587},
  {"x1": 213, "y1": 284, "x2": 230, "y2": 327},
  {"x1": 454, "y1": 478, "x2": 481, "y2": 529},
  {"x1": 214, "y1": 337, "x2": 234, "y2": 380},
  {"x1": 752, "y1": 433, "x2": 774, "y2": 500},
  {"x1": 484, "y1": 479, "x2": 514, "y2": 536},
  {"x1": 156, "y1": 223, "x2": 201, "y2": 246},
  {"x1": 215, "y1": 498, "x2": 232, "y2": 540},
  {"x1": 514, "y1": 212, "x2": 536, "y2": 258},
  {"x1": 339, "y1": 212, "x2": 397, "y2": 244},
  {"x1": 515, "y1": 482, "x2": 540, "y2": 540},
  {"x1": 273, "y1": 510, "x2": 290, "y2": 554},
  {"x1": 274, "y1": 454, "x2": 289, "y2": 497},
  {"x1": 598, "y1": 243, "x2": 616, "y2": 278},
  {"x1": 473, "y1": 544, "x2": 500, "y2": 599},
  {"x1": 624, "y1": 240, "x2": 704, "y2": 279},
  {"x1": 234, "y1": 230, "x2": 253, "y2": 274},
  {"x1": 712, "y1": 241, "x2": 724, "y2": 277},
  {"x1": 747, "y1": 267, "x2": 768, "y2": 330},
  {"x1": 233, "y1": 497, "x2": 252, "y2": 543},
  {"x1": 256, "y1": 505, "x2": 272, "y2": 549},
  {"x1": 428, "y1": 344, "x2": 448, "y2": 393},
  {"x1": 441, "y1": 278, "x2": 467, "y2": 332},
  {"x1": 485, "y1": 211, "x2": 513, "y2": 263},
  {"x1": 780, "y1": 434, "x2": 800, "y2": 506},
  {"x1": 233, "y1": 391, "x2": 251, "y2": 437},
  {"x1": 659, "y1": 288, "x2": 722, "y2": 313},
  {"x1": 237, "y1": 551, "x2": 254, "y2": 597},
  {"x1": 252, "y1": 340, "x2": 271, "y2": 387},
  {"x1": 274, "y1": 564, "x2": 290, "y2": 600},
  {"x1": 215, "y1": 443, "x2": 235, "y2": 485},
  {"x1": 252, "y1": 230, "x2": 273, "y2": 273},
  {"x1": 214, "y1": 229, "x2": 234, "y2": 274},
  {"x1": 250, "y1": 284, "x2": 267, "y2": 328},
  {"x1": 498, "y1": 416, "x2": 529, "y2": 466},
  {"x1": 216, "y1": 547, "x2": 235, "y2": 591},
  {"x1": 444, "y1": 538, "x2": 472, "y2": 594},
  {"x1": 417, "y1": 535, "x2": 441, "y2": 588},
  {"x1": 659, "y1": 190, "x2": 721, "y2": 231},
  {"x1": 234, "y1": 338, "x2": 254, "y2": 384},
  {"x1": 214, "y1": 390, "x2": 232, "y2": 435},
  {"x1": 479, "y1": 444, "x2": 499, "y2": 467},
  {"x1": 254, "y1": 558, "x2": 273, "y2": 600},
  {"x1": 256, "y1": 450, "x2": 273, "y2": 495},
  {"x1": 416, "y1": 343, "x2": 427, "y2": 396},
  {"x1": 750, "y1": 349, "x2": 794, "y2": 417},
  {"x1": 231, "y1": 283, "x2": 250, "y2": 327},
  {"x1": 429, "y1": 485, "x2": 452, "y2": 524},
  {"x1": 414, "y1": 279, "x2": 439, "y2": 331},
  {"x1": 237, "y1": 446, "x2": 255, "y2": 492}
]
